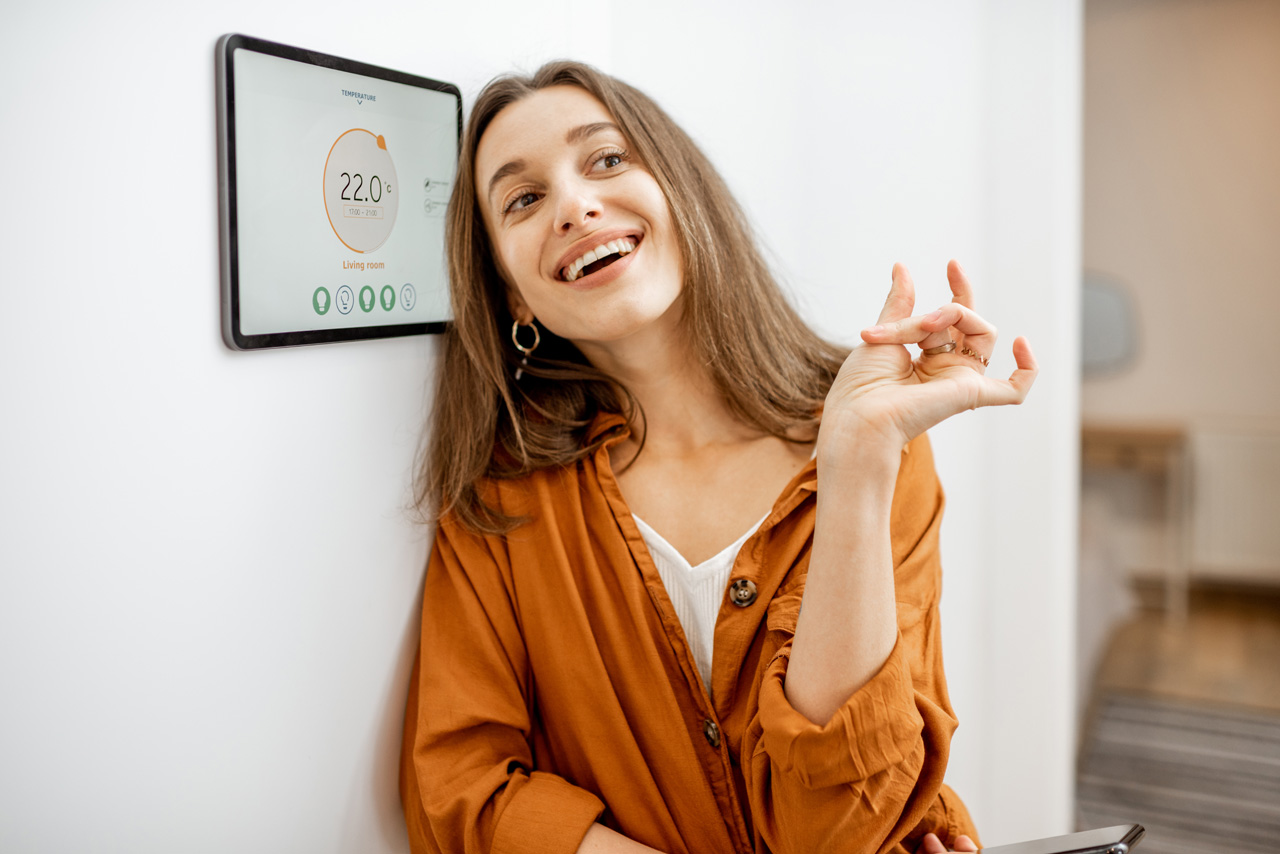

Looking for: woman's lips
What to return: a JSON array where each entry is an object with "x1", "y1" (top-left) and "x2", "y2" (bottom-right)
[
  {"x1": 560, "y1": 238, "x2": 640, "y2": 290},
  {"x1": 555, "y1": 231, "x2": 643, "y2": 282},
  {"x1": 562, "y1": 236, "x2": 639, "y2": 282}
]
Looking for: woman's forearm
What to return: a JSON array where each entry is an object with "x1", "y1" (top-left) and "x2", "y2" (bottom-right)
[{"x1": 784, "y1": 422, "x2": 903, "y2": 725}]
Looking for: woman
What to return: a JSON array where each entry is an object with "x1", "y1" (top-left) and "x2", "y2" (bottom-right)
[{"x1": 400, "y1": 60, "x2": 1036, "y2": 854}]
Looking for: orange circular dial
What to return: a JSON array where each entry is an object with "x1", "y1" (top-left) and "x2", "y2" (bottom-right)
[{"x1": 323, "y1": 129, "x2": 399, "y2": 253}]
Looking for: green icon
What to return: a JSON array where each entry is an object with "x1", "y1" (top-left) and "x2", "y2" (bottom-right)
[
  {"x1": 359, "y1": 285, "x2": 376, "y2": 312},
  {"x1": 380, "y1": 284, "x2": 396, "y2": 311},
  {"x1": 313, "y1": 287, "x2": 331, "y2": 315}
]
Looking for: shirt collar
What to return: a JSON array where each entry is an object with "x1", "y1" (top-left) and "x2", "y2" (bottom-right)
[{"x1": 586, "y1": 410, "x2": 630, "y2": 443}]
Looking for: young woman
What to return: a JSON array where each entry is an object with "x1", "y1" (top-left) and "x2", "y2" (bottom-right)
[{"x1": 400, "y1": 61, "x2": 1037, "y2": 854}]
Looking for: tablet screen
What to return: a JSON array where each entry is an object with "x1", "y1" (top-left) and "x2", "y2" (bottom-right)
[{"x1": 218, "y1": 35, "x2": 459, "y2": 349}]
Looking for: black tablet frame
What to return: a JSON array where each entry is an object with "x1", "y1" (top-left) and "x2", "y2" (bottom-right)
[{"x1": 216, "y1": 33, "x2": 460, "y2": 350}]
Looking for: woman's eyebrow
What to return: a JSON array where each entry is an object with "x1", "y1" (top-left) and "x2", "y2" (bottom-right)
[
  {"x1": 565, "y1": 121, "x2": 620, "y2": 144},
  {"x1": 487, "y1": 159, "x2": 526, "y2": 201}
]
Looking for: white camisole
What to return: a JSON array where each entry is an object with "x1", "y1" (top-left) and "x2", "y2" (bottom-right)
[{"x1": 632, "y1": 513, "x2": 768, "y2": 696}]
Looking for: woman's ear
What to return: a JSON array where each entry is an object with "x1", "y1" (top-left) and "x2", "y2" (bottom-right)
[
  {"x1": 506, "y1": 287, "x2": 534, "y2": 325},
  {"x1": 485, "y1": 245, "x2": 531, "y2": 323}
]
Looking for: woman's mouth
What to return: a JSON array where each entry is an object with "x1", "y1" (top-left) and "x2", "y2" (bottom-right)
[{"x1": 560, "y1": 236, "x2": 640, "y2": 282}]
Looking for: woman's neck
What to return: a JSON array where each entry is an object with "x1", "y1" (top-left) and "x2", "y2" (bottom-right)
[
  {"x1": 579, "y1": 313, "x2": 815, "y2": 565},
  {"x1": 577, "y1": 316, "x2": 755, "y2": 457}
]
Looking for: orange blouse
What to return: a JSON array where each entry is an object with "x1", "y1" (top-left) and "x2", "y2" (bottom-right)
[{"x1": 400, "y1": 414, "x2": 978, "y2": 854}]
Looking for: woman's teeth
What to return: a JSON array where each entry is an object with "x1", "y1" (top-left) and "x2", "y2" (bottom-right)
[{"x1": 564, "y1": 238, "x2": 636, "y2": 282}]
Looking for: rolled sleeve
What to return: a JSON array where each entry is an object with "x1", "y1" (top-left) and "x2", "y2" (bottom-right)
[
  {"x1": 403, "y1": 517, "x2": 607, "y2": 854},
  {"x1": 492, "y1": 771, "x2": 605, "y2": 854},
  {"x1": 759, "y1": 635, "x2": 924, "y2": 790}
]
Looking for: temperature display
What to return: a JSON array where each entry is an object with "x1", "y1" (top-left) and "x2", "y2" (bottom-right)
[
  {"x1": 219, "y1": 34, "x2": 459, "y2": 348},
  {"x1": 323, "y1": 128, "x2": 399, "y2": 253}
]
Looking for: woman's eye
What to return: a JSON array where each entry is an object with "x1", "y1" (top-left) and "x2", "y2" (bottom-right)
[
  {"x1": 505, "y1": 192, "x2": 539, "y2": 214},
  {"x1": 591, "y1": 150, "x2": 627, "y2": 172}
]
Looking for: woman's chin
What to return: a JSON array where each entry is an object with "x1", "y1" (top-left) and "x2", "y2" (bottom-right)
[{"x1": 565, "y1": 306, "x2": 687, "y2": 362}]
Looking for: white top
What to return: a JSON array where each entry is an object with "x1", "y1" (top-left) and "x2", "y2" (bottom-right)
[{"x1": 632, "y1": 513, "x2": 768, "y2": 696}]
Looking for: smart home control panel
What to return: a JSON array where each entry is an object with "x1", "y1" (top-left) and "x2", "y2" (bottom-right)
[{"x1": 217, "y1": 34, "x2": 460, "y2": 349}]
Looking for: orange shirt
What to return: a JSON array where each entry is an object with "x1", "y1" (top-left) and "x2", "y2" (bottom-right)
[{"x1": 401, "y1": 414, "x2": 978, "y2": 854}]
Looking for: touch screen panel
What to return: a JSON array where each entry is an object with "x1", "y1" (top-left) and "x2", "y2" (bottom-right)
[{"x1": 217, "y1": 34, "x2": 459, "y2": 349}]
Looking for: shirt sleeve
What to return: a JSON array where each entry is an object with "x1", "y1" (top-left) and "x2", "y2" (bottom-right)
[
  {"x1": 742, "y1": 434, "x2": 980, "y2": 854},
  {"x1": 400, "y1": 515, "x2": 605, "y2": 854}
]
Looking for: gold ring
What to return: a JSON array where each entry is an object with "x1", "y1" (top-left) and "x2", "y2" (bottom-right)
[
  {"x1": 959, "y1": 345, "x2": 989, "y2": 367},
  {"x1": 921, "y1": 342, "x2": 957, "y2": 356}
]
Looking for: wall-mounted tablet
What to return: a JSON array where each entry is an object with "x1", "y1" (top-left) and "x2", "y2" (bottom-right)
[{"x1": 217, "y1": 34, "x2": 460, "y2": 349}]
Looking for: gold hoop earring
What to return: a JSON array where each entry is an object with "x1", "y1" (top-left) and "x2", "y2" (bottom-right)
[
  {"x1": 511, "y1": 320, "x2": 540, "y2": 380},
  {"x1": 511, "y1": 320, "x2": 540, "y2": 355}
]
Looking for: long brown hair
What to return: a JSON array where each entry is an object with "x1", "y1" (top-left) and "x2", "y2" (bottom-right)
[{"x1": 417, "y1": 60, "x2": 846, "y2": 533}]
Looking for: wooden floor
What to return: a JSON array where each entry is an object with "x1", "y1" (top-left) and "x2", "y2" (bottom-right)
[
  {"x1": 1093, "y1": 583, "x2": 1280, "y2": 713},
  {"x1": 1079, "y1": 585, "x2": 1280, "y2": 853}
]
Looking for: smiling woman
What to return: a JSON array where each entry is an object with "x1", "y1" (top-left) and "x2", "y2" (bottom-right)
[
  {"x1": 400, "y1": 61, "x2": 1036, "y2": 854},
  {"x1": 476, "y1": 86, "x2": 684, "y2": 349}
]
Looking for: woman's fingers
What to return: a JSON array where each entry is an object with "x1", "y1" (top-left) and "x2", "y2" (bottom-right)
[
  {"x1": 862, "y1": 302, "x2": 998, "y2": 356},
  {"x1": 947, "y1": 259, "x2": 975, "y2": 310},
  {"x1": 919, "y1": 833, "x2": 948, "y2": 854},
  {"x1": 1007, "y1": 335, "x2": 1039, "y2": 399},
  {"x1": 875, "y1": 263, "x2": 917, "y2": 326},
  {"x1": 917, "y1": 831, "x2": 978, "y2": 854},
  {"x1": 973, "y1": 335, "x2": 1038, "y2": 407},
  {"x1": 918, "y1": 262, "x2": 959, "y2": 351},
  {"x1": 873, "y1": 260, "x2": 976, "y2": 352},
  {"x1": 888, "y1": 334, "x2": 1035, "y2": 415}
]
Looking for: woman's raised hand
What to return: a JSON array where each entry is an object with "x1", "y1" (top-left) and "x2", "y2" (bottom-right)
[{"x1": 818, "y1": 261, "x2": 1037, "y2": 459}]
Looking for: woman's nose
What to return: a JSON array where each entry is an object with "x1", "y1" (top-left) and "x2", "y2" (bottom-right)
[{"x1": 555, "y1": 184, "x2": 601, "y2": 233}]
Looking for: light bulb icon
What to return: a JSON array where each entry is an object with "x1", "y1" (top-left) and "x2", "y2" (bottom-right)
[
  {"x1": 360, "y1": 286, "x2": 375, "y2": 312},
  {"x1": 336, "y1": 286, "x2": 354, "y2": 315},
  {"x1": 313, "y1": 287, "x2": 331, "y2": 316}
]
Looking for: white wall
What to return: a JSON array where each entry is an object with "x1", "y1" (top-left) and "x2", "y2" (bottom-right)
[{"x1": 0, "y1": 1, "x2": 1079, "y2": 850}]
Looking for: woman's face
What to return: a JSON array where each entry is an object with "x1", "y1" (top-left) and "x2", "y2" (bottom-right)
[{"x1": 474, "y1": 85, "x2": 684, "y2": 351}]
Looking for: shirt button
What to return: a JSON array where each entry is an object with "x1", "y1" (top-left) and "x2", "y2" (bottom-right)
[
  {"x1": 703, "y1": 718, "x2": 721, "y2": 749},
  {"x1": 728, "y1": 578, "x2": 758, "y2": 607}
]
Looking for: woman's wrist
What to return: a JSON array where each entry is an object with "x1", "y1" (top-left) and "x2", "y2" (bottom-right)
[{"x1": 815, "y1": 411, "x2": 905, "y2": 482}]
